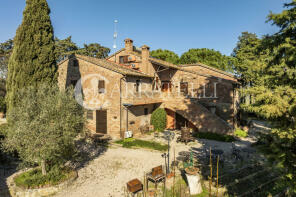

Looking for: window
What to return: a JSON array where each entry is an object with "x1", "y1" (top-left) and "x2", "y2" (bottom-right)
[
  {"x1": 144, "y1": 108, "x2": 148, "y2": 115},
  {"x1": 152, "y1": 77, "x2": 159, "y2": 90},
  {"x1": 135, "y1": 80, "x2": 141, "y2": 92},
  {"x1": 119, "y1": 56, "x2": 128, "y2": 64},
  {"x1": 180, "y1": 82, "x2": 188, "y2": 95},
  {"x1": 98, "y1": 80, "x2": 105, "y2": 94},
  {"x1": 86, "y1": 110, "x2": 93, "y2": 120},
  {"x1": 161, "y1": 81, "x2": 172, "y2": 92}
]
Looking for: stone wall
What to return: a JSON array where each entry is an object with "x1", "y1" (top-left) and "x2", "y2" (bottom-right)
[
  {"x1": 58, "y1": 57, "x2": 123, "y2": 139},
  {"x1": 6, "y1": 169, "x2": 77, "y2": 197}
]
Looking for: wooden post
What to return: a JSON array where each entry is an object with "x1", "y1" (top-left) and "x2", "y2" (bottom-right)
[
  {"x1": 173, "y1": 148, "x2": 176, "y2": 197},
  {"x1": 216, "y1": 155, "x2": 219, "y2": 197},
  {"x1": 41, "y1": 160, "x2": 47, "y2": 175},
  {"x1": 209, "y1": 147, "x2": 212, "y2": 197},
  {"x1": 143, "y1": 172, "x2": 146, "y2": 197}
]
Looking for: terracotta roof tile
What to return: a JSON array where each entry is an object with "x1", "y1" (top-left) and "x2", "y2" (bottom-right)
[{"x1": 75, "y1": 54, "x2": 153, "y2": 78}]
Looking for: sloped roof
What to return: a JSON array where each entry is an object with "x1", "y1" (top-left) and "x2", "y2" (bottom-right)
[
  {"x1": 106, "y1": 45, "x2": 237, "y2": 81},
  {"x1": 106, "y1": 47, "x2": 142, "y2": 59},
  {"x1": 76, "y1": 55, "x2": 153, "y2": 78},
  {"x1": 180, "y1": 63, "x2": 236, "y2": 79},
  {"x1": 60, "y1": 54, "x2": 153, "y2": 78},
  {"x1": 149, "y1": 57, "x2": 180, "y2": 70}
]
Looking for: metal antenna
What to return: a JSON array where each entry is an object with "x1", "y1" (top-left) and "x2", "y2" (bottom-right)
[{"x1": 113, "y1": 20, "x2": 118, "y2": 49}]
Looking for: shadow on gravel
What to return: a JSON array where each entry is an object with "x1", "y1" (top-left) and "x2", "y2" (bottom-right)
[{"x1": 69, "y1": 137, "x2": 108, "y2": 170}]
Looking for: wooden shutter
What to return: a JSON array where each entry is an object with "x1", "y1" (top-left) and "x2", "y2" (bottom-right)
[
  {"x1": 86, "y1": 110, "x2": 93, "y2": 120},
  {"x1": 98, "y1": 80, "x2": 105, "y2": 94},
  {"x1": 96, "y1": 110, "x2": 107, "y2": 134},
  {"x1": 123, "y1": 56, "x2": 129, "y2": 63}
]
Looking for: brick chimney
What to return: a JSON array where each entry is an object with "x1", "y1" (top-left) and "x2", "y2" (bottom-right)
[
  {"x1": 141, "y1": 45, "x2": 150, "y2": 74},
  {"x1": 124, "y1": 38, "x2": 133, "y2": 52}
]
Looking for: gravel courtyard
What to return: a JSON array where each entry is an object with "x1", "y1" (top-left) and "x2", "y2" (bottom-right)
[
  {"x1": 53, "y1": 130, "x2": 258, "y2": 197},
  {"x1": 53, "y1": 146, "x2": 165, "y2": 197}
]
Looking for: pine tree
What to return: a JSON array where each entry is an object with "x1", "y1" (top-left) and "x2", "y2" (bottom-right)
[{"x1": 6, "y1": 0, "x2": 57, "y2": 116}]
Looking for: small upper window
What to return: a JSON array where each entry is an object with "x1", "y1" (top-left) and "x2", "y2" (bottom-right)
[
  {"x1": 119, "y1": 56, "x2": 129, "y2": 64},
  {"x1": 98, "y1": 80, "x2": 105, "y2": 94},
  {"x1": 86, "y1": 110, "x2": 93, "y2": 120},
  {"x1": 136, "y1": 80, "x2": 141, "y2": 92},
  {"x1": 144, "y1": 108, "x2": 148, "y2": 115}
]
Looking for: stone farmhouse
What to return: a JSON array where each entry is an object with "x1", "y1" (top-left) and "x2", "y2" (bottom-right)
[{"x1": 58, "y1": 38, "x2": 239, "y2": 139}]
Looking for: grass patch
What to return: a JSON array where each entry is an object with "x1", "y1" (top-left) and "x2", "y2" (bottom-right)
[
  {"x1": 14, "y1": 167, "x2": 76, "y2": 189},
  {"x1": 163, "y1": 177, "x2": 209, "y2": 197},
  {"x1": 193, "y1": 132, "x2": 235, "y2": 142},
  {"x1": 115, "y1": 138, "x2": 168, "y2": 151},
  {"x1": 234, "y1": 128, "x2": 248, "y2": 138}
]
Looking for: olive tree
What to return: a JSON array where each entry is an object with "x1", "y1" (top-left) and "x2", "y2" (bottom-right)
[{"x1": 3, "y1": 84, "x2": 85, "y2": 175}]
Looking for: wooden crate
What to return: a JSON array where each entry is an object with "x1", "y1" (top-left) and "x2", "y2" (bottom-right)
[{"x1": 127, "y1": 179, "x2": 143, "y2": 193}]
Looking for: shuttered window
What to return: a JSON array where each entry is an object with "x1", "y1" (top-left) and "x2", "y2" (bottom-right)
[
  {"x1": 119, "y1": 56, "x2": 129, "y2": 63},
  {"x1": 98, "y1": 80, "x2": 105, "y2": 94},
  {"x1": 87, "y1": 110, "x2": 93, "y2": 120},
  {"x1": 144, "y1": 108, "x2": 148, "y2": 115},
  {"x1": 136, "y1": 80, "x2": 141, "y2": 92}
]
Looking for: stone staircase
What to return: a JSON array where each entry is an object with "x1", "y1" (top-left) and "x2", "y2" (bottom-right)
[{"x1": 162, "y1": 98, "x2": 233, "y2": 134}]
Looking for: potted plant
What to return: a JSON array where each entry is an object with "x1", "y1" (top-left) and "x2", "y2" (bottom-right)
[
  {"x1": 184, "y1": 152, "x2": 202, "y2": 195},
  {"x1": 185, "y1": 166, "x2": 202, "y2": 195}
]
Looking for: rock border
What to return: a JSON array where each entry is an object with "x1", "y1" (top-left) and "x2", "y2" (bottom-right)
[{"x1": 6, "y1": 168, "x2": 78, "y2": 197}]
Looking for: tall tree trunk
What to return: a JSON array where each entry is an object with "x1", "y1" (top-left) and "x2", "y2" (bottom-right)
[{"x1": 41, "y1": 160, "x2": 47, "y2": 175}]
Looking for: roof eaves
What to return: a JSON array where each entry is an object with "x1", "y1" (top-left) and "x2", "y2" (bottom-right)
[
  {"x1": 106, "y1": 48, "x2": 125, "y2": 59},
  {"x1": 180, "y1": 63, "x2": 236, "y2": 79},
  {"x1": 149, "y1": 57, "x2": 180, "y2": 70}
]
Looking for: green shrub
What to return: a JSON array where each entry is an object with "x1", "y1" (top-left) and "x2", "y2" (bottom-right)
[
  {"x1": 14, "y1": 167, "x2": 76, "y2": 189},
  {"x1": 151, "y1": 108, "x2": 167, "y2": 132},
  {"x1": 115, "y1": 138, "x2": 168, "y2": 151},
  {"x1": 234, "y1": 128, "x2": 248, "y2": 138},
  {"x1": 0, "y1": 123, "x2": 9, "y2": 137},
  {"x1": 193, "y1": 132, "x2": 236, "y2": 142},
  {"x1": 0, "y1": 96, "x2": 6, "y2": 113}
]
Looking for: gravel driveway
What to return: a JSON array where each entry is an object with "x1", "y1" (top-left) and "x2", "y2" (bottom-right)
[
  {"x1": 53, "y1": 126, "x2": 260, "y2": 197},
  {"x1": 54, "y1": 146, "x2": 164, "y2": 197}
]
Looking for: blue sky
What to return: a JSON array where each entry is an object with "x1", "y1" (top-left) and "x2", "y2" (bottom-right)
[{"x1": 0, "y1": 0, "x2": 289, "y2": 56}]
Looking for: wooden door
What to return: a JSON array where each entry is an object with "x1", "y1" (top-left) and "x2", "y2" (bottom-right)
[
  {"x1": 180, "y1": 82, "x2": 188, "y2": 95},
  {"x1": 161, "y1": 81, "x2": 172, "y2": 92},
  {"x1": 96, "y1": 110, "x2": 107, "y2": 134}
]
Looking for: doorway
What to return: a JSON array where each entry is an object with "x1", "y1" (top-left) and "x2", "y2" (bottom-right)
[{"x1": 96, "y1": 110, "x2": 107, "y2": 134}]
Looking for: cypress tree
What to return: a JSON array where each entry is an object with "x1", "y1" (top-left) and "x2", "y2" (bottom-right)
[{"x1": 6, "y1": 0, "x2": 57, "y2": 115}]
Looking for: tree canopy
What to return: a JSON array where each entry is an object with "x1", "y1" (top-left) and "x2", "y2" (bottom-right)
[
  {"x1": 6, "y1": 0, "x2": 57, "y2": 116},
  {"x1": 232, "y1": 32, "x2": 269, "y2": 86},
  {"x1": 150, "y1": 49, "x2": 179, "y2": 64},
  {"x1": 179, "y1": 48, "x2": 235, "y2": 72},
  {"x1": 55, "y1": 36, "x2": 79, "y2": 62},
  {"x1": 0, "y1": 39, "x2": 13, "y2": 79},
  {"x1": 233, "y1": 1, "x2": 296, "y2": 193},
  {"x1": 77, "y1": 43, "x2": 110, "y2": 59},
  {"x1": 3, "y1": 84, "x2": 84, "y2": 175}
]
